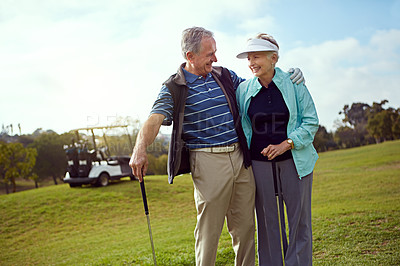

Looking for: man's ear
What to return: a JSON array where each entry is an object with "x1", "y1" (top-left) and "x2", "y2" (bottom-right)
[{"x1": 186, "y1": 51, "x2": 195, "y2": 63}]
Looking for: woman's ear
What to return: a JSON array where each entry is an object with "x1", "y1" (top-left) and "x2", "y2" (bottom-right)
[{"x1": 271, "y1": 53, "x2": 279, "y2": 64}]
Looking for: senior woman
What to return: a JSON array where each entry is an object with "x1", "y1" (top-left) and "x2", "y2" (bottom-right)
[{"x1": 236, "y1": 34, "x2": 319, "y2": 266}]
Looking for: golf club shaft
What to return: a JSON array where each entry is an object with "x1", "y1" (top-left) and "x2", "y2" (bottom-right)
[
  {"x1": 140, "y1": 179, "x2": 157, "y2": 266},
  {"x1": 146, "y1": 215, "x2": 157, "y2": 265},
  {"x1": 272, "y1": 161, "x2": 285, "y2": 266},
  {"x1": 275, "y1": 196, "x2": 285, "y2": 266}
]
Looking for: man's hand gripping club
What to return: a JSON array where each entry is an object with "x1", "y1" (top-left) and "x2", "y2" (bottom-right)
[{"x1": 129, "y1": 114, "x2": 165, "y2": 182}]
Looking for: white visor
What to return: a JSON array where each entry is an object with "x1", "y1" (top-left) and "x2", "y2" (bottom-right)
[{"x1": 236, "y1": 38, "x2": 279, "y2": 59}]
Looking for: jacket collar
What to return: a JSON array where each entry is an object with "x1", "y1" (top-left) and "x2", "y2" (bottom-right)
[
  {"x1": 172, "y1": 63, "x2": 187, "y2": 86},
  {"x1": 272, "y1": 67, "x2": 284, "y2": 84},
  {"x1": 248, "y1": 67, "x2": 285, "y2": 96}
]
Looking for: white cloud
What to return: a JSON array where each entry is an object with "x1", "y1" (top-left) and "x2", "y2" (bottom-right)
[
  {"x1": 279, "y1": 29, "x2": 400, "y2": 131},
  {"x1": 0, "y1": 0, "x2": 399, "y2": 135}
]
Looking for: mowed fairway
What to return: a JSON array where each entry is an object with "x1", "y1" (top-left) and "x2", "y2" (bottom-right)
[{"x1": 1, "y1": 140, "x2": 399, "y2": 265}]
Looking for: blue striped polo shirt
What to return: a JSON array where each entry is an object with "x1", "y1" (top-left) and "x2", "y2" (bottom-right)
[{"x1": 151, "y1": 67, "x2": 244, "y2": 149}]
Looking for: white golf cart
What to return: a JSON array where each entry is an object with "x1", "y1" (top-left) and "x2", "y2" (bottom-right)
[{"x1": 63, "y1": 125, "x2": 137, "y2": 187}]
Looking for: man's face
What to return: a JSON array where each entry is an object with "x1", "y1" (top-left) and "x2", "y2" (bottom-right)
[{"x1": 189, "y1": 37, "x2": 218, "y2": 77}]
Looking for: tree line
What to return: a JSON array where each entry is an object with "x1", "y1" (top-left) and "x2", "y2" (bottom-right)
[
  {"x1": 1, "y1": 99, "x2": 398, "y2": 193},
  {"x1": 0, "y1": 127, "x2": 168, "y2": 193},
  {"x1": 0, "y1": 130, "x2": 75, "y2": 193},
  {"x1": 314, "y1": 100, "x2": 400, "y2": 152}
]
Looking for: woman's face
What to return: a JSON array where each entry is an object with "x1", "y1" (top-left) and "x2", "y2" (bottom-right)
[{"x1": 247, "y1": 51, "x2": 276, "y2": 78}]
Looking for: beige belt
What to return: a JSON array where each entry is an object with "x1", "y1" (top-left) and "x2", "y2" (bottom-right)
[{"x1": 190, "y1": 142, "x2": 239, "y2": 153}]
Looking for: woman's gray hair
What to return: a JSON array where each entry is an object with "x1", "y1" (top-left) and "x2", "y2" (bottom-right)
[
  {"x1": 254, "y1": 33, "x2": 279, "y2": 49},
  {"x1": 181, "y1": 27, "x2": 214, "y2": 59},
  {"x1": 253, "y1": 33, "x2": 280, "y2": 60}
]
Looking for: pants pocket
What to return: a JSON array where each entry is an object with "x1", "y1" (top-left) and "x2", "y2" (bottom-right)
[{"x1": 189, "y1": 151, "x2": 197, "y2": 177}]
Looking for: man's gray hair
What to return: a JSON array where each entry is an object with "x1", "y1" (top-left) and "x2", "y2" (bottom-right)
[{"x1": 181, "y1": 27, "x2": 214, "y2": 59}]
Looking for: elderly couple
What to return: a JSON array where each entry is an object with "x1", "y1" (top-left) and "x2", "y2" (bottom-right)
[{"x1": 129, "y1": 26, "x2": 319, "y2": 266}]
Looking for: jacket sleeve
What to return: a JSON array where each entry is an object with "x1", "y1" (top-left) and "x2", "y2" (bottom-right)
[
  {"x1": 235, "y1": 83, "x2": 245, "y2": 117},
  {"x1": 287, "y1": 83, "x2": 319, "y2": 150}
]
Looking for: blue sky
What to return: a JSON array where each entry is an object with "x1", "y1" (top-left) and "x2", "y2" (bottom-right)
[
  {"x1": 270, "y1": 0, "x2": 400, "y2": 44},
  {"x1": 1, "y1": 0, "x2": 399, "y2": 135}
]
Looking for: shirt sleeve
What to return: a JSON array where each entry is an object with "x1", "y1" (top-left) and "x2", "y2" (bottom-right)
[
  {"x1": 150, "y1": 85, "x2": 174, "y2": 126},
  {"x1": 228, "y1": 69, "x2": 246, "y2": 90}
]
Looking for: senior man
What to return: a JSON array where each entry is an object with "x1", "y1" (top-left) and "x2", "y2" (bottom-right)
[{"x1": 129, "y1": 26, "x2": 304, "y2": 266}]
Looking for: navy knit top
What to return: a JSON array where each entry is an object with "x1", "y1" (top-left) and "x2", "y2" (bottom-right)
[{"x1": 247, "y1": 80, "x2": 293, "y2": 162}]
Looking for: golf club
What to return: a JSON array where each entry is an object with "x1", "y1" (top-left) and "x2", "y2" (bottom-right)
[
  {"x1": 139, "y1": 175, "x2": 157, "y2": 266},
  {"x1": 272, "y1": 160, "x2": 285, "y2": 266}
]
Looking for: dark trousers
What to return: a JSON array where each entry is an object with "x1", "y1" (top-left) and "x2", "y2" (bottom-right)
[{"x1": 252, "y1": 159, "x2": 313, "y2": 266}]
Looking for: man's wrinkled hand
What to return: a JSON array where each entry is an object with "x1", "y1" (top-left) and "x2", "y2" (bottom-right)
[{"x1": 129, "y1": 147, "x2": 148, "y2": 182}]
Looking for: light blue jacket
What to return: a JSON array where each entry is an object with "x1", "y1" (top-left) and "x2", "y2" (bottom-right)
[{"x1": 236, "y1": 67, "x2": 319, "y2": 178}]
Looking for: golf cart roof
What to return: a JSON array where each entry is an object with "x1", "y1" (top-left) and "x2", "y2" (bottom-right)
[{"x1": 71, "y1": 125, "x2": 129, "y2": 132}]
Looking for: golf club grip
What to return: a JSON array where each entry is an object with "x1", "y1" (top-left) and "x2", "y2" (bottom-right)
[{"x1": 140, "y1": 180, "x2": 149, "y2": 215}]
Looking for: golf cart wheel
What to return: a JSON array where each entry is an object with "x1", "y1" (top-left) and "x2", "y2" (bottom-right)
[{"x1": 97, "y1": 173, "x2": 109, "y2": 187}]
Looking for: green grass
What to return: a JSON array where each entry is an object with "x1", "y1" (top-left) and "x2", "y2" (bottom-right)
[
  {"x1": 1, "y1": 140, "x2": 399, "y2": 265},
  {"x1": 311, "y1": 140, "x2": 400, "y2": 265}
]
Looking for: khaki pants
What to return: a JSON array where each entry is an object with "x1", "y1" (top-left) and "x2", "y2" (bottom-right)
[{"x1": 189, "y1": 148, "x2": 256, "y2": 266}]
